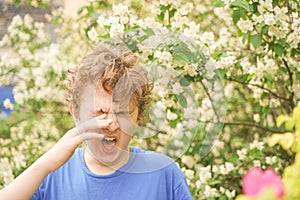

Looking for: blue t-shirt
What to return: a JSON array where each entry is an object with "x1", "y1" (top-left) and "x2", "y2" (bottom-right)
[{"x1": 31, "y1": 147, "x2": 192, "y2": 200}]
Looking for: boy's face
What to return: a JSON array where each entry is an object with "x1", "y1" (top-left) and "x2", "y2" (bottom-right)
[{"x1": 75, "y1": 83, "x2": 138, "y2": 166}]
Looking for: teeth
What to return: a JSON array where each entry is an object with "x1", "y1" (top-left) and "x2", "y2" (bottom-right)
[{"x1": 104, "y1": 137, "x2": 116, "y2": 142}]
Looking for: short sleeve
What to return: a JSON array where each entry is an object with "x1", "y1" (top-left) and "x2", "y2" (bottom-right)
[{"x1": 174, "y1": 178, "x2": 193, "y2": 200}]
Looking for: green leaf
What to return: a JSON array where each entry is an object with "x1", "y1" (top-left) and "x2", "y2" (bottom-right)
[
  {"x1": 169, "y1": 9, "x2": 177, "y2": 18},
  {"x1": 242, "y1": 31, "x2": 250, "y2": 44},
  {"x1": 261, "y1": 24, "x2": 269, "y2": 35},
  {"x1": 232, "y1": 9, "x2": 246, "y2": 25},
  {"x1": 270, "y1": 43, "x2": 286, "y2": 57},
  {"x1": 246, "y1": 74, "x2": 254, "y2": 81},
  {"x1": 172, "y1": 43, "x2": 197, "y2": 63},
  {"x1": 157, "y1": 12, "x2": 165, "y2": 22},
  {"x1": 218, "y1": 196, "x2": 228, "y2": 200},
  {"x1": 250, "y1": 34, "x2": 262, "y2": 49},
  {"x1": 231, "y1": 0, "x2": 250, "y2": 12},
  {"x1": 208, "y1": 179, "x2": 222, "y2": 185},
  {"x1": 216, "y1": 68, "x2": 226, "y2": 79},
  {"x1": 213, "y1": 0, "x2": 225, "y2": 7},
  {"x1": 77, "y1": 6, "x2": 84, "y2": 15},
  {"x1": 179, "y1": 77, "x2": 191, "y2": 87},
  {"x1": 175, "y1": 94, "x2": 187, "y2": 108},
  {"x1": 169, "y1": 119, "x2": 178, "y2": 128},
  {"x1": 263, "y1": 71, "x2": 274, "y2": 83},
  {"x1": 295, "y1": 70, "x2": 300, "y2": 81}
]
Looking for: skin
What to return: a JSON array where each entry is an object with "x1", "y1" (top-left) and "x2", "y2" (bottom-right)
[
  {"x1": 73, "y1": 84, "x2": 138, "y2": 175},
  {"x1": 0, "y1": 83, "x2": 139, "y2": 199}
]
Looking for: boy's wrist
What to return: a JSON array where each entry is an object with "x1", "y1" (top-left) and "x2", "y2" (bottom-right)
[{"x1": 33, "y1": 154, "x2": 54, "y2": 175}]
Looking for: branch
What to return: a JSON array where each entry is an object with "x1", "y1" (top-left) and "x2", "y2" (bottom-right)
[
  {"x1": 222, "y1": 121, "x2": 285, "y2": 133},
  {"x1": 200, "y1": 80, "x2": 221, "y2": 123},
  {"x1": 227, "y1": 78, "x2": 289, "y2": 101},
  {"x1": 282, "y1": 58, "x2": 295, "y2": 109}
]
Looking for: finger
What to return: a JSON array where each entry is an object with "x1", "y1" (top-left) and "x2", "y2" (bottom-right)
[
  {"x1": 76, "y1": 117, "x2": 112, "y2": 134},
  {"x1": 73, "y1": 132, "x2": 104, "y2": 146},
  {"x1": 96, "y1": 113, "x2": 107, "y2": 119},
  {"x1": 80, "y1": 132, "x2": 104, "y2": 141}
]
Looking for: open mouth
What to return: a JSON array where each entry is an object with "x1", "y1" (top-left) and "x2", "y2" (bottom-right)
[{"x1": 102, "y1": 136, "x2": 118, "y2": 153}]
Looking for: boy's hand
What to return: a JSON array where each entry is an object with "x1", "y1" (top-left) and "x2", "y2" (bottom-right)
[{"x1": 37, "y1": 114, "x2": 112, "y2": 173}]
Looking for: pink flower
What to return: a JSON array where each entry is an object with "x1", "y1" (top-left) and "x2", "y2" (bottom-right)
[{"x1": 242, "y1": 167, "x2": 284, "y2": 197}]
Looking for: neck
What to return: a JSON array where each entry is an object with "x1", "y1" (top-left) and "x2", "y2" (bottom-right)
[{"x1": 83, "y1": 147, "x2": 131, "y2": 175}]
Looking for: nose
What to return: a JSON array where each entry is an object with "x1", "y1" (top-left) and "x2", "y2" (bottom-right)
[{"x1": 103, "y1": 113, "x2": 119, "y2": 132}]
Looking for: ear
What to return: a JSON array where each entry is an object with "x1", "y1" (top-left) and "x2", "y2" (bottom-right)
[{"x1": 69, "y1": 103, "x2": 79, "y2": 122}]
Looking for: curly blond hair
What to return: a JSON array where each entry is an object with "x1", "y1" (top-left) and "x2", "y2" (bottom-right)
[{"x1": 65, "y1": 43, "x2": 153, "y2": 120}]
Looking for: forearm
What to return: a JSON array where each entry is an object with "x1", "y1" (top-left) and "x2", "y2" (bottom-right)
[{"x1": 0, "y1": 158, "x2": 50, "y2": 200}]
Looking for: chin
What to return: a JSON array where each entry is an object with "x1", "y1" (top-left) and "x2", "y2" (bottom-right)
[{"x1": 86, "y1": 140, "x2": 129, "y2": 167}]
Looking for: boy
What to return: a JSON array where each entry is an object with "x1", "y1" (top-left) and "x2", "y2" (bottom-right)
[{"x1": 0, "y1": 43, "x2": 192, "y2": 200}]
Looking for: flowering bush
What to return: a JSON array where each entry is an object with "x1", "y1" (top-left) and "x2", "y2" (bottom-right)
[{"x1": 0, "y1": 0, "x2": 299, "y2": 199}]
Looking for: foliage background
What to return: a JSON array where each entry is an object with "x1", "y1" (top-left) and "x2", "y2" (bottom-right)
[{"x1": 0, "y1": 0, "x2": 299, "y2": 199}]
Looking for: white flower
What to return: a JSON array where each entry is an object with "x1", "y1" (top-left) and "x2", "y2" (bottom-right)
[
  {"x1": 237, "y1": 19, "x2": 253, "y2": 33},
  {"x1": 158, "y1": 133, "x2": 169, "y2": 145},
  {"x1": 225, "y1": 162, "x2": 234, "y2": 171},
  {"x1": 97, "y1": 15, "x2": 105, "y2": 27},
  {"x1": 181, "y1": 155, "x2": 195, "y2": 168},
  {"x1": 183, "y1": 107, "x2": 199, "y2": 119},
  {"x1": 34, "y1": 76, "x2": 47, "y2": 87},
  {"x1": 184, "y1": 169, "x2": 195, "y2": 180},
  {"x1": 260, "y1": 0, "x2": 273, "y2": 11},
  {"x1": 10, "y1": 15, "x2": 23, "y2": 28},
  {"x1": 24, "y1": 14, "x2": 33, "y2": 29},
  {"x1": 287, "y1": 32, "x2": 300, "y2": 48},
  {"x1": 150, "y1": 5, "x2": 161, "y2": 15},
  {"x1": 184, "y1": 119, "x2": 198, "y2": 129},
  {"x1": 112, "y1": 4, "x2": 129, "y2": 16},
  {"x1": 166, "y1": 109, "x2": 178, "y2": 120},
  {"x1": 172, "y1": 82, "x2": 183, "y2": 95},
  {"x1": 204, "y1": 185, "x2": 219, "y2": 198},
  {"x1": 200, "y1": 32, "x2": 215, "y2": 45},
  {"x1": 13, "y1": 92, "x2": 24, "y2": 104},
  {"x1": 19, "y1": 32, "x2": 30, "y2": 41},
  {"x1": 198, "y1": 166, "x2": 212, "y2": 183},
  {"x1": 263, "y1": 13, "x2": 276, "y2": 25},
  {"x1": 253, "y1": 160, "x2": 261, "y2": 167},
  {"x1": 3, "y1": 98, "x2": 14, "y2": 110},
  {"x1": 270, "y1": 98, "x2": 280, "y2": 108},
  {"x1": 87, "y1": 27, "x2": 98, "y2": 42},
  {"x1": 178, "y1": 3, "x2": 193, "y2": 16},
  {"x1": 154, "y1": 50, "x2": 172, "y2": 64},
  {"x1": 253, "y1": 113, "x2": 260, "y2": 123},
  {"x1": 225, "y1": 189, "x2": 236, "y2": 198},
  {"x1": 250, "y1": 140, "x2": 264, "y2": 150},
  {"x1": 274, "y1": 6, "x2": 288, "y2": 22},
  {"x1": 265, "y1": 156, "x2": 277, "y2": 165},
  {"x1": 252, "y1": 14, "x2": 264, "y2": 25},
  {"x1": 216, "y1": 55, "x2": 237, "y2": 69},
  {"x1": 183, "y1": 22, "x2": 200, "y2": 39},
  {"x1": 237, "y1": 148, "x2": 247, "y2": 160},
  {"x1": 159, "y1": 0, "x2": 172, "y2": 6},
  {"x1": 13, "y1": 154, "x2": 26, "y2": 169},
  {"x1": 109, "y1": 23, "x2": 124, "y2": 39},
  {"x1": 183, "y1": 64, "x2": 198, "y2": 77},
  {"x1": 212, "y1": 165, "x2": 218, "y2": 173},
  {"x1": 220, "y1": 162, "x2": 234, "y2": 175}
]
